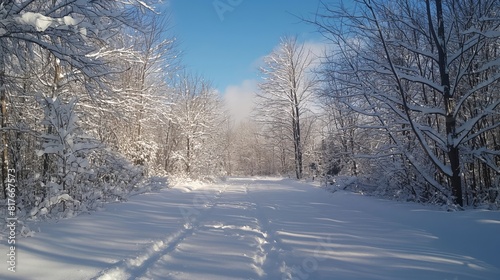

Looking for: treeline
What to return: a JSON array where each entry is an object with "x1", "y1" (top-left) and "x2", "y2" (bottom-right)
[
  {"x1": 248, "y1": 0, "x2": 499, "y2": 208},
  {"x1": 314, "y1": 0, "x2": 499, "y2": 207},
  {"x1": 0, "y1": 0, "x2": 229, "y2": 219},
  {"x1": 1, "y1": 0, "x2": 498, "y2": 219}
]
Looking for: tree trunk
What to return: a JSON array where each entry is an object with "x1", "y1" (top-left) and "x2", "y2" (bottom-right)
[
  {"x1": 291, "y1": 101, "x2": 302, "y2": 180},
  {"x1": 291, "y1": 77, "x2": 303, "y2": 179},
  {"x1": 430, "y1": 0, "x2": 463, "y2": 206},
  {"x1": 186, "y1": 136, "x2": 191, "y2": 175},
  {"x1": 294, "y1": 103, "x2": 303, "y2": 179},
  {"x1": 42, "y1": 126, "x2": 52, "y2": 188}
]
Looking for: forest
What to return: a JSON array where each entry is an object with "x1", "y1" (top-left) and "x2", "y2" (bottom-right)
[{"x1": 0, "y1": 0, "x2": 498, "y2": 223}]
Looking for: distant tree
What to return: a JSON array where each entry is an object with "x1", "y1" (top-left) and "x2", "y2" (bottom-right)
[{"x1": 166, "y1": 73, "x2": 226, "y2": 178}]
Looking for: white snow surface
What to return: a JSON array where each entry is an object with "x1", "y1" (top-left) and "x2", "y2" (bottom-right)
[
  {"x1": 15, "y1": 12, "x2": 79, "y2": 32},
  {"x1": 17, "y1": 12, "x2": 53, "y2": 32},
  {"x1": 1, "y1": 177, "x2": 499, "y2": 280}
]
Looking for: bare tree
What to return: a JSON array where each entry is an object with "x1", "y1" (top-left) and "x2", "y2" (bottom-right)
[{"x1": 256, "y1": 36, "x2": 318, "y2": 179}]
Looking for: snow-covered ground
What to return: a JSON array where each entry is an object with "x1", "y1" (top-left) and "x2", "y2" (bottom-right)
[{"x1": 1, "y1": 177, "x2": 499, "y2": 280}]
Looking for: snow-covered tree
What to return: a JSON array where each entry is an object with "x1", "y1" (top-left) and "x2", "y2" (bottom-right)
[
  {"x1": 226, "y1": 121, "x2": 276, "y2": 176},
  {"x1": 313, "y1": 0, "x2": 500, "y2": 206},
  {"x1": 166, "y1": 73, "x2": 227, "y2": 179},
  {"x1": 256, "y1": 36, "x2": 318, "y2": 179},
  {"x1": 0, "y1": 0, "x2": 168, "y2": 219},
  {"x1": 93, "y1": 12, "x2": 178, "y2": 174},
  {"x1": 34, "y1": 96, "x2": 94, "y2": 214}
]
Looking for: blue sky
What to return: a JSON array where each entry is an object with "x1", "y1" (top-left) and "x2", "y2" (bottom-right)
[
  {"x1": 167, "y1": 0, "x2": 325, "y2": 92},
  {"x1": 166, "y1": 1, "x2": 330, "y2": 122}
]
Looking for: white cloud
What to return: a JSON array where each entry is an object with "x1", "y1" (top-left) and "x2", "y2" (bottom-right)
[
  {"x1": 302, "y1": 40, "x2": 331, "y2": 69},
  {"x1": 222, "y1": 40, "x2": 329, "y2": 125},
  {"x1": 223, "y1": 79, "x2": 258, "y2": 124},
  {"x1": 303, "y1": 40, "x2": 328, "y2": 56},
  {"x1": 255, "y1": 39, "x2": 330, "y2": 72}
]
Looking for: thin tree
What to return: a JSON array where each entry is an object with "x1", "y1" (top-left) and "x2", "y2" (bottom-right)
[{"x1": 257, "y1": 36, "x2": 317, "y2": 179}]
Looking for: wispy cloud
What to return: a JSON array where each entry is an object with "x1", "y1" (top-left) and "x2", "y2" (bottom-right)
[
  {"x1": 222, "y1": 39, "x2": 329, "y2": 124},
  {"x1": 302, "y1": 40, "x2": 329, "y2": 66}
]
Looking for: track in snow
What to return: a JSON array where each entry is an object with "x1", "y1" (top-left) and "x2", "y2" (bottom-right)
[
  {"x1": 1, "y1": 177, "x2": 499, "y2": 280},
  {"x1": 92, "y1": 185, "x2": 227, "y2": 280}
]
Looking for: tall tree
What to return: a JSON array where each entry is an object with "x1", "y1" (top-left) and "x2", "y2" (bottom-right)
[
  {"x1": 257, "y1": 36, "x2": 317, "y2": 179},
  {"x1": 100, "y1": 12, "x2": 178, "y2": 172}
]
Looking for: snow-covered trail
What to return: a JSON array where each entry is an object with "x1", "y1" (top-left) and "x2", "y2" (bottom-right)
[{"x1": 1, "y1": 178, "x2": 499, "y2": 280}]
